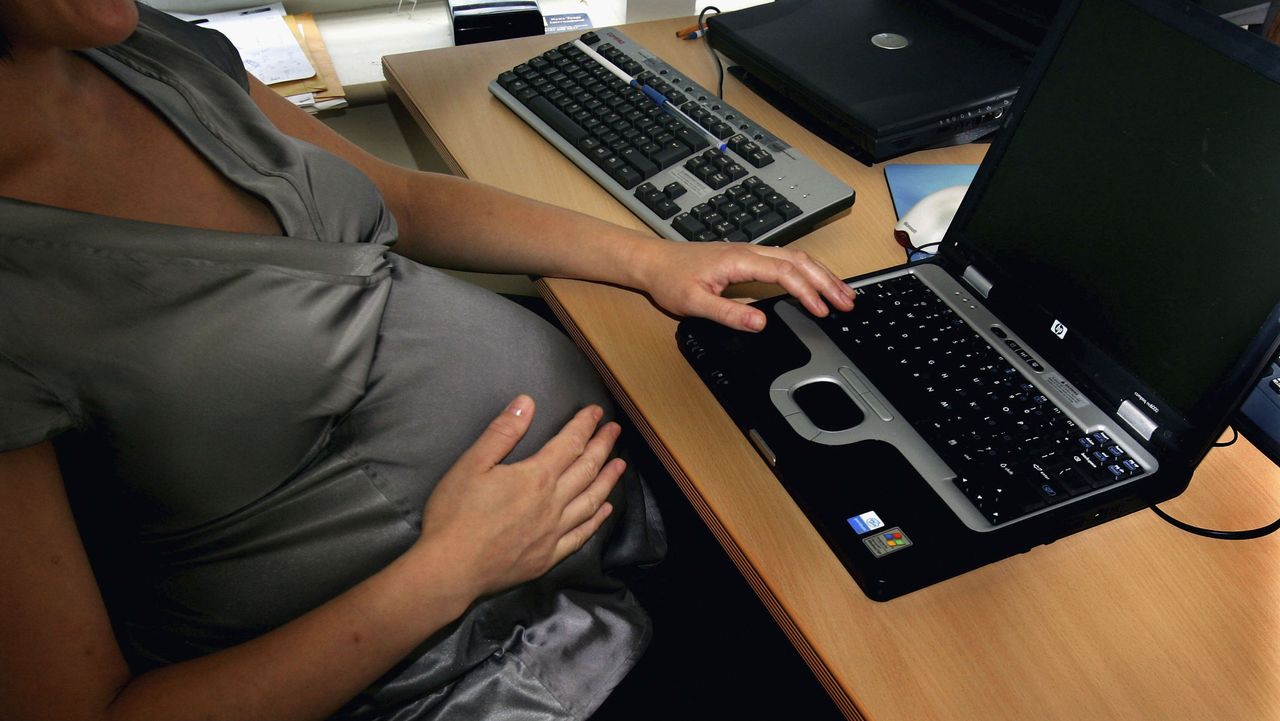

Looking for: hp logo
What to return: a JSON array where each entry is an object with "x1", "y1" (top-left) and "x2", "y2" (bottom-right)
[{"x1": 1051, "y1": 320, "x2": 1068, "y2": 339}]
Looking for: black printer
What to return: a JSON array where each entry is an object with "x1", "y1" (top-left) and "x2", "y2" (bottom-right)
[{"x1": 447, "y1": 0, "x2": 544, "y2": 45}]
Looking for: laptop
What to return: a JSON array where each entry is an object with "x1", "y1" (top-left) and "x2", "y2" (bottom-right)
[
  {"x1": 678, "y1": 0, "x2": 1280, "y2": 601},
  {"x1": 706, "y1": 0, "x2": 1061, "y2": 162}
]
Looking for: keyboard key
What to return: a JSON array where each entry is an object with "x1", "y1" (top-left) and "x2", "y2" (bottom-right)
[
  {"x1": 608, "y1": 164, "x2": 643, "y2": 189},
  {"x1": 619, "y1": 147, "x2": 658, "y2": 178},
  {"x1": 776, "y1": 201, "x2": 802, "y2": 220},
  {"x1": 672, "y1": 126, "x2": 710, "y2": 151},
  {"x1": 527, "y1": 96, "x2": 589, "y2": 145},
  {"x1": 671, "y1": 213, "x2": 707, "y2": 240},
  {"x1": 652, "y1": 198, "x2": 680, "y2": 219},
  {"x1": 634, "y1": 182, "x2": 662, "y2": 206},
  {"x1": 650, "y1": 140, "x2": 693, "y2": 168},
  {"x1": 741, "y1": 213, "x2": 784, "y2": 240}
]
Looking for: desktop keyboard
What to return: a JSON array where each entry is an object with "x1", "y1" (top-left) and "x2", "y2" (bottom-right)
[{"x1": 489, "y1": 29, "x2": 855, "y2": 246}]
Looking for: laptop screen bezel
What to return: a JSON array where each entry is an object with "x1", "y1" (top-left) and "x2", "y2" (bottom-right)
[{"x1": 938, "y1": 0, "x2": 1280, "y2": 457}]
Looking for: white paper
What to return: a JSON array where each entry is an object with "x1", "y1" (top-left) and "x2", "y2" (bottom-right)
[{"x1": 172, "y1": 4, "x2": 315, "y2": 85}]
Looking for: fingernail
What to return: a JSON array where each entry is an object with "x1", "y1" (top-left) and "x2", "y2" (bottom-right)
[
  {"x1": 507, "y1": 395, "x2": 530, "y2": 417},
  {"x1": 746, "y1": 313, "x2": 764, "y2": 331}
]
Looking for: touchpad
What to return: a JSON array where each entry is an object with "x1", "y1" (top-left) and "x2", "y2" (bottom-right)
[{"x1": 792, "y1": 381, "x2": 866, "y2": 431}]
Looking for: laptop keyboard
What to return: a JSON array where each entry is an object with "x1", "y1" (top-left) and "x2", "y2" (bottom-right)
[
  {"x1": 810, "y1": 273, "x2": 1146, "y2": 525},
  {"x1": 488, "y1": 30, "x2": 855, "y2": 246}
]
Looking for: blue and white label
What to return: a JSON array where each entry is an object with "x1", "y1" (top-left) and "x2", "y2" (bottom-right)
[{"x1": 847, "y1": 511, "x2": 885, "y2": 535}]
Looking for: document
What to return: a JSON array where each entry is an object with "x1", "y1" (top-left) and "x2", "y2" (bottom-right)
[{"x1": 171, "y1": 3, "x2": 315, "y2": 85}]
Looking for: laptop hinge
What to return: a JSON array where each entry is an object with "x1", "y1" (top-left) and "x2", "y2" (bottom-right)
[
  {"x1": 1118, "y1": 400, "x2": 1159, "y2": 441},
  {"x1": 962, "y1": 265, "x2": 993, "y2": 298}
]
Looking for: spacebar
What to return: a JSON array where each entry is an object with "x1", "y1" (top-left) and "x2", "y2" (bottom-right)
[{"x1": 526, "y1": 96, "x2": 589, "y2": 145}]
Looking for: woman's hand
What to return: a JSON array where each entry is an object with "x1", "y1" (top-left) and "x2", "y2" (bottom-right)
[
  {"x1": 630, "y1": 240, "x2": 856, "y2": 332},
  {"x1": 415, "y1": 395, "x2": 623, "y2": 599}
]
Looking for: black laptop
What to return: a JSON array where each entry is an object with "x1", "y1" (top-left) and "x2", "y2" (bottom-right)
[
  {"x1": 679, "y1": 0, "x2": 1280, "y2": 601},
  {"x1": 707, "y1": 0, "x2": 1062, "y2": 162}
]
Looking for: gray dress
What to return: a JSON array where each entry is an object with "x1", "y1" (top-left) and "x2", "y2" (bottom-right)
[{"x1": 0, "y1": 7, "x2": 664, "y2": 719}]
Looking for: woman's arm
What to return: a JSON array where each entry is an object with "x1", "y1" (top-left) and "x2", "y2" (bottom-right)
[
  {"x1": 246, "y1": 81, "x2": 855, "y2": 332},
  {"x1": 0, "y1": 398, "x2": 620, "y2": 721}
]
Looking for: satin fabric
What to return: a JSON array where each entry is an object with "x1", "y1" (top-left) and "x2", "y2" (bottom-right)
[{"x1": 0, "y1": 6, "x2": 664, "y2": 719}]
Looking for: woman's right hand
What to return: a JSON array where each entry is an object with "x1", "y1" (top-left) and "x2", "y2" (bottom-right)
[{"x1": 415, "y1": 395, "x2": 624, "y2": 599}]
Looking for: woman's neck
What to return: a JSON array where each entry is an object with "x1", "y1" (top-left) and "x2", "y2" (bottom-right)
[{"x1": 0, "y1": 46, "x2": 109, "y2": 173}]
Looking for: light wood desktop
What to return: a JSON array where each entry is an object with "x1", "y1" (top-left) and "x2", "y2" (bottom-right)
[{"x1": 382, "y1": 18, "x2": 1280, "y2": 721}]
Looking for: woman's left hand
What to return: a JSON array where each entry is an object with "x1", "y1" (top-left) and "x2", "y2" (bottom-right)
[{"x1": 631, "y1": 240, "x2": 856, "y2": 332}]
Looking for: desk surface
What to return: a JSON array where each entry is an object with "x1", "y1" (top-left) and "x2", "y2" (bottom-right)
[{"x1": 383, "y1": 19, "x2": 1280, "y2": 721}]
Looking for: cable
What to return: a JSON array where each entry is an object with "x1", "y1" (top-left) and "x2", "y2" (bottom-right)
[
  {"x1": 1150, "y1": 503, "x2": 1280, "y2": 540},
  {"x1": 1150, "y1": 423, "x2": 1276, "y2": 538},
  {"x1": 1213, "y1": 426, "x2": 1239, "y2": 447},
  {"x1": 697, "y1": 6, "x2": 724, "y2": 99}
]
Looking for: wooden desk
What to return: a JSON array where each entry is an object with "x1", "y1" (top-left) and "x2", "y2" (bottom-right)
[{"x1": 383, "y1": 19, "x2": 1280, "y2": 721}]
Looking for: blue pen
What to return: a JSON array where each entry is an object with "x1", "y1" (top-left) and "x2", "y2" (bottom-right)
[{"x1": 572, "y1": 39, "x2": 728, "y2": 152}]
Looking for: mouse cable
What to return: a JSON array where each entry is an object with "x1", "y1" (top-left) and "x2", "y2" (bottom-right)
[
  {"x1": 697, "y1": 6, "x2": 724, "y2": 99},
  {"x1": 1149, "y1": 503, "x2": 1280, "y2": 540},
  {"x1": 1212, "y1": 426, "x2": 1239, "y2": 447}
]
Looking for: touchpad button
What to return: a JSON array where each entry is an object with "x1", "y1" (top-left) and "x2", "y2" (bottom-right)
[{"x1": 791, "y1": 381, "x2": 866, "y2": 431}]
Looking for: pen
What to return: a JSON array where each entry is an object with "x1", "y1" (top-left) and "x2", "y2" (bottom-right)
[
  {"x1": 572, "y1": 39, "x2": 727, "y2": 152},
  {"x1": 675, "y1": 22, "x2": 707, "y2": 40},
  {"x1": 238, "y1": 6, "x2": 274, "y2": 15}
]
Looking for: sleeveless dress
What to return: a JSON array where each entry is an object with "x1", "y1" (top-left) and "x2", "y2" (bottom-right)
[{"x1": 0, "y1": 6, "x2": 664, "y2": 719}]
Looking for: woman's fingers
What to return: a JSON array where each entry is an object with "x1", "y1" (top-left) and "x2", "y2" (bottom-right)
[
  {"x1": 554, "y1": 502, "x2": 614, "y2": 561},
  {"x1": 526, "y1": 416, "x2": 624, "y2": 564},
  {"x1": 558, "y1": 457, "x2": 626, "y2": 536},
  {"x1": 748, "y1": 246, "x2": 855, "y2": 317},
  {"x1": 448, "y1": 395, "x2": 536, "y2": 475},
  {"x1": 551, "y1": 420, "x2": 620, "y2": 502},
  {"x1": 524, "y1": 404, "x2": 606, "y2": 479},
  {"x1": 645, "y1": 242, "x2": 855, "y2": 332}
]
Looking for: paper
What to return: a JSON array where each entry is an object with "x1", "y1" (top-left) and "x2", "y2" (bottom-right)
[{"x1": 172, "y1": 3, "x2": 315, "y2": 85}]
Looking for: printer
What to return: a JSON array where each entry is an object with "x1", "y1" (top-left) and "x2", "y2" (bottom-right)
[{"x1": 447, "y1": 0, "x2": 544, "y2": 45}]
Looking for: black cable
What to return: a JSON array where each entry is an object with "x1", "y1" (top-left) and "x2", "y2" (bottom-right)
[
  {"x1": 698, "y1": 6, "x2": 723, "y2": 99},
  {"x1": 1150, "y1": 423, "x2": 1276, "y2": 538},
  {"x1": 1149, "y1": 503, "x2": 1280, "y2": 540},
  {"x1": 911, "y1": 241, "x2": 942, "y2": 256}
]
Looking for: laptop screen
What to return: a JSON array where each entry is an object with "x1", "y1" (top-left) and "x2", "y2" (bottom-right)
[{"x1": 956, "y1": 0, "x2": 1280, "y2": 417}]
